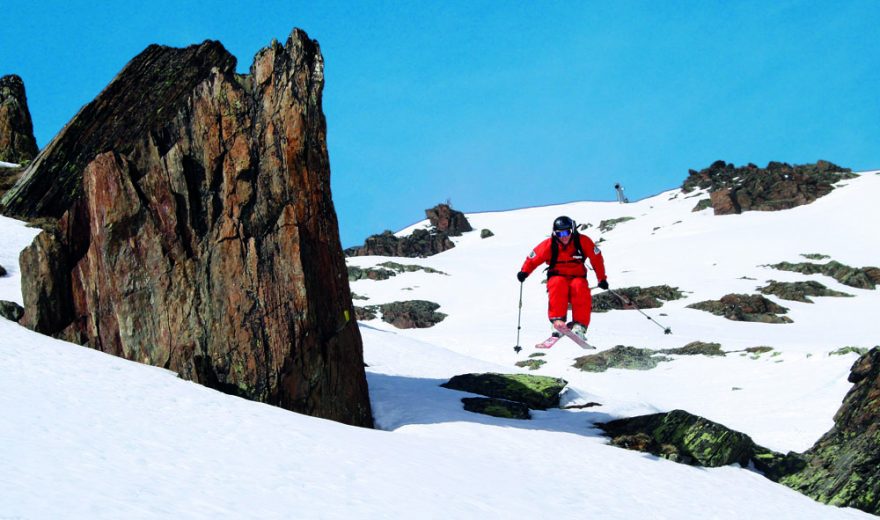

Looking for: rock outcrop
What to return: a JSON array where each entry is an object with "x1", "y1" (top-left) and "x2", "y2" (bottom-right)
[
  {"x1": 0, "y1": 300, "x2": 24, "y2": 322},
  {"x1": 425, "y1": 203, "x2": 472, "y2": 236},
  {"x1": 345, "y1": 203, "x2": 472, "y2": 257},
  {"x1": 682, "y1": 160, "x2": 855, "y2": 214},
  {"x1": 780, "y1": 347, "x2": 880, "y2": 515},
  {"x1": 768, "y1": 260, "x2": 880, "y2": 290},
  {"x1": 687, "y1": 294, "x2": 793, "y2": 324},
  {"x1": 758, "y1": 280, "x2": 852, "y2": 303},
  {"x1": 357, "y1": 300, "x2": 446, "y2": 328},
  {"x1": 592, "y1": 285, "x2": 684, "y2": 313},
  {"x1": 0, "y1": 30, "x2": 373, "y2": 427},
  {"x1": 0, "y1": 75, "x2": 39, "y2": 164}
]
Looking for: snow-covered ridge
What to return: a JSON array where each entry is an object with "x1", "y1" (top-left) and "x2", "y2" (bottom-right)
[{"x1": 2, "y1": 173, "x2": 878, "y2": 518}]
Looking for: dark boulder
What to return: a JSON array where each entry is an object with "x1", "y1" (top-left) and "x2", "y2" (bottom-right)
[
  {"x1": 687, "y1": 294, "x2": 793, "y2": 324},
  {"x1": 441, "y1": 373, "x2": 567, "y2": 410},
  {"x1": 345, "y1": 229, "x2": 455, "y2": 257},
  {"x1": 681, "y1": 160, "x2": 855, "y2": 214},
  {"x1": 0, "y1": 75, "x2": 39, "y2": 164},
  {"x1": 0, "y1": 30, "x2": 373, "y2": 427},
  {"x1": 0, "y1": 300, "x2": 24, "y2": 322},
  {"x1": 462, "y1": 397, "x2": 531, "y2": 420},
  {"x1": 372, "y1": 300, "x2": 446, "y2": 328}
]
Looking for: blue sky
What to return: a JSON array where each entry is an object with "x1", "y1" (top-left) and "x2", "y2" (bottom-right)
[{"x1": 2, "y1": 1, "x2": 878, "y2": 247}]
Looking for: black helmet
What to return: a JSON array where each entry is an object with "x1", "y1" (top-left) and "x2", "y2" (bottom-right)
[{"x1": 552, "y1": 216, "x2": 575, "y2": 232}]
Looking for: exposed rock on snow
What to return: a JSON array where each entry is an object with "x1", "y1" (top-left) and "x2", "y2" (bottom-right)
[
  {"x1": 758, "y1": 280, "x2": 853, "y2": 303},
  {"x1": 359, "y1": 300, "x2": 446, "y2": 328},
  {"x1": 768, "y1": 260, "x2": 880, "y2": 290},
  {"x1": 573, "y1": 345, "x2": 671, "y2": 372},
  {"x1": 687, "y1": 294, "x2": 793, "y2": 324},
  {"x1": 592, "y1": 285, "x2": 684, "y2": 312},
  {"x1": 441, "y1": 373, "x2": 568, "y2": 410},
  {"x1": 681, "y1": 160, "x2": 855, "y2": 214},
  {"x1": 345, "y1": 228, "x2": 456, "y2": 257},
  {"x1": 1, "y1": 29, "x2": 373, "y2": 427}
]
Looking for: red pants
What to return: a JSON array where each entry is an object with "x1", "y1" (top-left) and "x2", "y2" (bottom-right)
[{"x1": 547, "y1": 276, "x2": 592, "y2": 326}]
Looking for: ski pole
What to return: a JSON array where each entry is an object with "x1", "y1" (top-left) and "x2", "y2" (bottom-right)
[
  {"x1": 608, "y1": 289, "x2": 673, "y2": 335},
  {"x1": 514, "y1": 282, "x2": 524, "y2": 353}
]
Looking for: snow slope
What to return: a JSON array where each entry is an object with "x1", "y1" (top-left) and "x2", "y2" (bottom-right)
[{"x1": 2, "y1": 172, "x2": 878, "y2": 518}]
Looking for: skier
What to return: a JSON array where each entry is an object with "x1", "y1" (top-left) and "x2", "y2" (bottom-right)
[{"x1": 516, "y1": 216, "x2": 609, "y2": 342}]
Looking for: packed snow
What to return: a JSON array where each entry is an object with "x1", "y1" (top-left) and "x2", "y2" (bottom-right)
[{"x1": 2, "y1": 172, "x2": 879, "y2": 518}]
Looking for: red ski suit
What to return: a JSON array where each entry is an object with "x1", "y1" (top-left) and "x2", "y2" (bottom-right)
[{"x1": 520, "y1": 233, "x2": 607, "y2": 327}]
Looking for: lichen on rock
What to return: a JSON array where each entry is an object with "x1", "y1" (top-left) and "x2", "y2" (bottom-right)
[{"x1": 441, "y1": 373, "x2": 567, "y2": 410}]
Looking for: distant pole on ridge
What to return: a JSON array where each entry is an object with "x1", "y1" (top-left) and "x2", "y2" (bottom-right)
[{"x1": 614, "y1": 183, "x2": 629, "y2": 203}]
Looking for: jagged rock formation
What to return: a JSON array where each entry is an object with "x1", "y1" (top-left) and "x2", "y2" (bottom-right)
[
  {"x1": 0, "y1": 30, "x2": 373, "y2": 427},
  {"x1": 347, "y1": 262, "x2": 447, "y2": 281},
  {"x1": 681, "y1": 160, "x2": 855, "y2": 214},
  {"x1": 441, "y1": 373, "x2": 567, "y2": 410},
  {"x1": 0, "y1": 75, "x2": 39, "y2": 164},
  {"x1": 780, "y1": 347, "x2": 880, "y2": 514},
  {"x1": 687, "y1": 294, "x2": 793, "y2": 324},
  {"x1": 425, "y1": 203, "x2": 472, "y2": 236},
  {"x1": 345, "y1": 203, "x2": 472, "y2": 257},
  {"x1": 592, "y1": 285, "x2": 684, "y2": 313}
]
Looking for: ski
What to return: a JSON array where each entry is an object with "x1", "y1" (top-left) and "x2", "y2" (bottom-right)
[
  {"x1": 535, "y1": 333, "x2": 562, "y2": 349},
  {"x1": 554, "y1": 322, "x2": 596, "y2": 350}
]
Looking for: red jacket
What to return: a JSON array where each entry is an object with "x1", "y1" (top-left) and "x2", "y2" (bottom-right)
[{"x1": 521, "y1": 233, "x2": 606, "y2": 281}]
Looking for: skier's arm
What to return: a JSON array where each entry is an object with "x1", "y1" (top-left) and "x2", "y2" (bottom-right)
[
  {"x1": 582, "y1": 235, "x2": 607, "y2": 283},
  {"x1": 520, "y1": 239, "x2": 551, "y2": 277}
]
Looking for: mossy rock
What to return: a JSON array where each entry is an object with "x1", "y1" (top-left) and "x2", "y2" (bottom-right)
[
  {"x1": 829, "y1": 346, "x2": 869, "y2": 356},
  {"x1": 801, "y1": 253, "x2": 830, "y2": 261},
  {"x1": 515, "y1": 359, "x2": 546, "y2": 371},
  {"x1": 768, "y1": 260, "x2": 879, "y2": 290},
  {"x1": 441, "y1": 373, "x2": 567, "y2": 409},
  {"x1": 687, "y1": 293, "x2": 792, "y2": 323},
  {"x1": 376, "y1": 261, "x2": 448, "y2": 276},
  {"x1": 347, "y1": 265, "x2": 397, "y2": 281},
  {"x1": 592, "y1": 285, "x2": 685, "y2": 313},
  {"x1": 0, "y1": 300, "x2": 24, "y2": 322},
  {"x1": 598, "y1": 217, "x2": 634, "y2": 232},
  {"x1": 573, "y1": 346, "x2": 670, "y2": 372},
  {"x1": 691, "y1": 198, "x2": 712, "y2": 212},
  {"x1": 759, "y1": 280, "x2": 852, "y2": 303},
  {"x1": 598, "y1": 409, "x2": 756, "y2": 467},
  {"x1": 461, "y1": 397, "x2": 531, "y2": 420},
  {"x1": 661, "y1": 341, "x2": 725, "y2": 357},
  {"x1": 480, "y1": 229, "x2": 494, "y2": 239},
  {"x1": 745, "y1": 346, "x2": 774, "y2": 355}
]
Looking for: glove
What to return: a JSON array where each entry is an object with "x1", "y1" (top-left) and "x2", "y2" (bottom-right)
[
  {"x1": 598, "y1": 279, "x2": 609, "y2": 290},
  {"x1": 517, "y1": 271, "x2": 528, "y2": 283}
]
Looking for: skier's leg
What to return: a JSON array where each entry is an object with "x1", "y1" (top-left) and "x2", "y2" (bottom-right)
[
  {"x1": 547, "y1": 276, "x2": 569, "y2": 324},
  {"x1": 570, "y1": 277, "x2": 592, "y2": 327}
]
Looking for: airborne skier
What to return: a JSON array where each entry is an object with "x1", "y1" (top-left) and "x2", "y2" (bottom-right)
[{"x1": 517, "y1": 216, "x2": 609, "y2": 345}]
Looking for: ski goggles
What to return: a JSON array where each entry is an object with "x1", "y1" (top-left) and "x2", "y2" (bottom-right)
[{"x1": 554, "y1": 229, "x2": 572, "y2": 238}]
